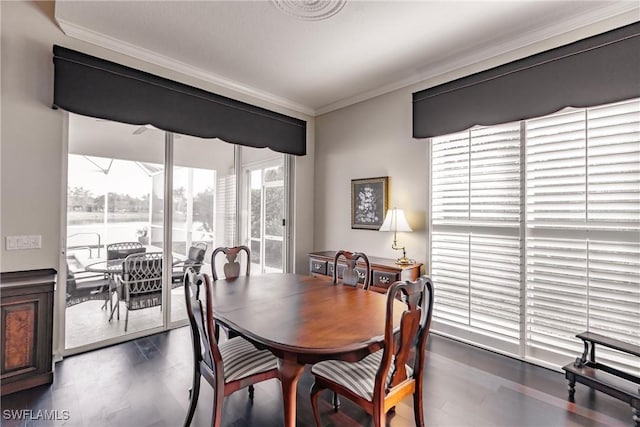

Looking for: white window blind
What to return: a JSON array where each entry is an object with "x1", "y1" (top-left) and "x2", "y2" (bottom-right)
[
  {"x1": 430, "y1": 98, "x2": 640, "y2": 372},
  {"x1": 525, "y1": 99, "x2": 640, "y2": 373},
  {"x1": 431, "y1": 123, "x2": 522, "y2": 352},
  {"x1": 526, "y1": 238, "x2": 589, "y2": 362},
  {"x1": 587, "y1": 101, "x2": 640, "y2": 227},
  {"x1": 432, "y1": 124, "x2": 521, "y2": 227},
  {"x1": 526, "y1": 99, "x2": 640, "y2": 229}
]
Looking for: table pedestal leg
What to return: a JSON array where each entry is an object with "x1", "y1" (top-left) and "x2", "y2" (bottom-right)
[{"x1": 277, "y1": 357, "x2": 304, "y2": 427}]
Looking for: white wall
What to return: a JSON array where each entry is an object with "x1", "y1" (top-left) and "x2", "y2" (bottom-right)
[
  {"x1": 315, "y1": 89, "x2": 428, "y2": 267},
  {"x1": 0, "y1": 1, "x2": 315, "y2": 274}
]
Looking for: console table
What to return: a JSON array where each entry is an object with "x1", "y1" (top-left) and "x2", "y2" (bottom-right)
[
  {"x1": 308, "y1": 251, "x2": 423, "y2": 293},
  {"x1": 0, "y1": 269, "x2": 56, "y2": 396}
]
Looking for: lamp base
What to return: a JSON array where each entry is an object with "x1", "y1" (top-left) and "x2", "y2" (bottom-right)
[{"x1": 394, "y1": 256, "x2": 414, "y2": 265}]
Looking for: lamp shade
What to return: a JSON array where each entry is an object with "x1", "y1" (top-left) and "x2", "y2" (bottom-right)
[{"x1": 379, "y1": 208, "x2": 412, "y2": 232}]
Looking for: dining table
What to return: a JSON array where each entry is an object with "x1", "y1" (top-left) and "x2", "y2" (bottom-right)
[
  {"x1": 84, "y1": 258, "x2": 130, "y2": 275},
  {"x1": 83, "y1": 258, "x2": 132, "y2": 316},
  {"x1": 82, "y1": 252, "x2": 184, "y2": 275},
  {"x1": 209, "y1": 272, "x2": 403, "y2": 427}
]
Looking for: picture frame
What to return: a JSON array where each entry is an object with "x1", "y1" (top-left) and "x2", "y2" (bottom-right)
[{"x1": 351, "y1": 176, "x2": 389, "y2": 230}]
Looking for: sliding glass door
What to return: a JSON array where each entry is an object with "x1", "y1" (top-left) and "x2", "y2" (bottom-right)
[
  {"x1": 63, "y1": 114, "x2": 290, "y2": 354},
  {"x1": 65, "y1": 115, "x2": 165, "y2": 350}
]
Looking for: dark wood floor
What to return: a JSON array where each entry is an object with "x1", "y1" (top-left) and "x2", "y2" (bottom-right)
[{"x1": 1, "y1": 327, "x2": 632, "y2": 427}]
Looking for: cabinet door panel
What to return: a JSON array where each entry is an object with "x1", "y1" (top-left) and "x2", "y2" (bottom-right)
[{"x1": 1, "y1": 302, "x2": 37, "y2": 374}]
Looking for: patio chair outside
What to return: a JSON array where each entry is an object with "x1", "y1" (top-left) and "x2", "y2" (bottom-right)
[
  {"x1": 113, "y1": 252, "x2": 163, "y2": 332},
  {"x1": 172, "y1": 242, "x2": 207, "y2": 284},
  {"x1": 65, "y1": 264, "x2": 110, "y2": 307}
]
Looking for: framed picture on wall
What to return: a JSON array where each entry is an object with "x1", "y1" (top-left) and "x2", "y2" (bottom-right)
[{"x1": 351, "y1": 176, "x2": 389, "y2": 230}]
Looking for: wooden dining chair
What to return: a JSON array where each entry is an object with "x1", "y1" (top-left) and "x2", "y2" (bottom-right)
[
  {"x1": 332, "y1": 250, "x2": 371, "y2": 290},
  {"x1": 183, "y1": 268, "x2": 279, "y2": 427},
  {"x1": 329, "y1": 250, "x2": 373, "y2": 410},
  {"x1": 112, "y1": 252, "x2": 163, "y2": 331},
  {"x1": 210, "y1": 245, "x2": 251, "y2": 280},
  {"x1": 310, "y1": 276, "x2": 434, "y2": 427},
  {"x1": 210, "y1": 245, "x2": 251, "y2": 340}
]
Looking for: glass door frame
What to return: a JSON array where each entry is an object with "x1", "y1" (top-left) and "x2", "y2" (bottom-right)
[{"x1": 237, "y1": 150, "x2": 292, "y2": 274}]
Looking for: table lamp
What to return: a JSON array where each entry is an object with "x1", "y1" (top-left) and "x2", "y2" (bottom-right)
[{"x1": 379, "y1": 208, "x2": 413, "y2": 265}]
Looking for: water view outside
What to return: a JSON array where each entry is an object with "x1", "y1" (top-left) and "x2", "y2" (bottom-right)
[
  {"x1": 67, "y1": 156, "x2": 152, "y2": 256},
  {"x1": 67, "y1": 155, "x2": 215, "y2": 259}
]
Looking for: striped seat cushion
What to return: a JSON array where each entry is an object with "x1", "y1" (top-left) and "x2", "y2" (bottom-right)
[
  {"x1": 311, "y1": 350, "x2": 413, "y2": 401},
  {"x1": 219, "y1": 337, "x2": 278, "y2": 382}
]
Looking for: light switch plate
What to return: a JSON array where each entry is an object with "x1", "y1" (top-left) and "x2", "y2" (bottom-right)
[{"x1": 5, "y1": 235, "x2": 42, "y2": 250}]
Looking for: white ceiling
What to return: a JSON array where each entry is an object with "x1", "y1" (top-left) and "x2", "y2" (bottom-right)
[{"x1": 55, "y1": 1, "x2": 638, "y2": 116}]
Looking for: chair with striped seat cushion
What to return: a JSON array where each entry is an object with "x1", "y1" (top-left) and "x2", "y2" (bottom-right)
[
  {"x1": 327, "y1": 250, "x2": 373, "y2": 411},
  {"x1": 310, "y1": 276, "x2": 434, "y2": 427},
  {"x1": 219, "y1": 336, "x2": 278, "y2": 382},
  {"x1": 183, "y1": 269, "x2": 279, "y2": 427},
  {"x1": 311, "y1": 351, "x2": 413, "y2": 401}
]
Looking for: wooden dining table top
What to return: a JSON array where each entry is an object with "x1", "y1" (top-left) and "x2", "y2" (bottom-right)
[{"x1": 210, "y1": 273, "x2": 402, "y2": 364}]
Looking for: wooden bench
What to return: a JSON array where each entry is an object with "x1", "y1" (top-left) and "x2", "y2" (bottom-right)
[{"x1": 562, "y1": 331, "x2": 640, "y2": 427}]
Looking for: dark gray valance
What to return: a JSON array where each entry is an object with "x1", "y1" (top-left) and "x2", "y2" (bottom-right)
[
  {"x1": 53, "y1": 45, "x2": 307, "y2": 156},
  {"x1": 413, "y1": 22, "x2": 640, "y2": 139}
]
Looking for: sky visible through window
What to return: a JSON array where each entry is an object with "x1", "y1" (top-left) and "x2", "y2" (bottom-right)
[{"x1": 68, "y1": 155, "x2": 213, "y2": 196}]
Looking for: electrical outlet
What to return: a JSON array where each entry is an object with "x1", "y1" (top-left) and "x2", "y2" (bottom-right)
[{"x1": 5, "y1": 235, "x2": 42, "y2": 250}]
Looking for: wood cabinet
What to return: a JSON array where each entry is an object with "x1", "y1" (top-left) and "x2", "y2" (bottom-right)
[
  {"x1": 308, "y1": 251, "x2": 423, "y2": 293},
  {"x1": 1, "y1": 269, "x2": 56, "y2": 396}
]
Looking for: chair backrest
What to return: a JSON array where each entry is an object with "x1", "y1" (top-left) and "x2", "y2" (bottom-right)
[
  {"x1": 376, "y1": 276, "x2": 434, "y2": 396},
  {"x1": 184, "y1": 269, "x2": 223, "y2": 385},
  {"x1": 210, "y1": 246, "x2": 251, "y2": 280},
  {"x1": 121, "y1": 252, "x2": 163, "y2": 296},
  {"x1": 193, "y1": 241, "x2": 208, "y2": 250},
  {"x1": 183, "y1": 244, "x2": 207, "y2": 273},
  {"x1": 107, "y1": 241, "x2": 146, "y2": 260},
  {"x1": 332, "y1": 250, "x2": 371, "y2": 290}
]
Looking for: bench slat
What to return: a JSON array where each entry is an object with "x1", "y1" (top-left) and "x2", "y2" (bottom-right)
[{"x1": 577, "y1": 331, "x2": 640, "y2": 357}]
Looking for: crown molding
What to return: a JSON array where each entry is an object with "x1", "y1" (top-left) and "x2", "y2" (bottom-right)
[
  {"x1": 316, "y1": 4, "x2": 639, "y2": 116},
  {"x1": 56, "y1": 18, "x2": 316, "y2": 117}
]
